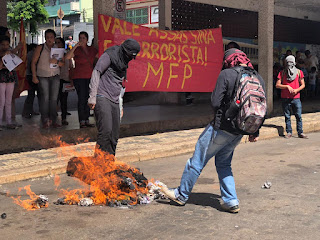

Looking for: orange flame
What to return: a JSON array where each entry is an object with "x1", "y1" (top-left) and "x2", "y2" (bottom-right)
[
  {"x1": 12, "y1": 137, "x2": 151, "y2": 209},
  {"x1": 11, "y1": 185, "x2": 48, "y2": 211},
  {"x1": 56, "y1": 148, "x2": 149, "y2": 205}
]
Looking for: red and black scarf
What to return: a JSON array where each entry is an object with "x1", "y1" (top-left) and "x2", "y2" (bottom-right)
[{"x1": 223, "y1": 48, "x2": 253, "y2": 69}]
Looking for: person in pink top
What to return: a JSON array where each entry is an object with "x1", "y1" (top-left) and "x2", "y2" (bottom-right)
[
  {"x1": 65, "y1": 31, "x2": 98, "y2": 128},
  {"x1": 276, "y1": 55, "x2": 308, "y2": 139}
]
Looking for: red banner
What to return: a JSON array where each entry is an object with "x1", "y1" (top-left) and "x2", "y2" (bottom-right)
[{"x1": 98, "y1": 15, "x2": 223, "y2": 92}]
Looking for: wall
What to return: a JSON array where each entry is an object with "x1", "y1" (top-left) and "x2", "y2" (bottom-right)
[{"x1": 80, "y1": 0, "x2": 94, "y2": 23}]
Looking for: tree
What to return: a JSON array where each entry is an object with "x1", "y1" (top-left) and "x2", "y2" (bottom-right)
[{"x1": 7, "y1": 0, "x2": 49, "y2": 34}]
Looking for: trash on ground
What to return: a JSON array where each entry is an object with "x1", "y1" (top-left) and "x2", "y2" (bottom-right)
[
  {"x1": 261, "y1": 181, "x2": 272, "y2": 189},
  {"x1": 78, "y1": 198, "x2": 94, "y2": 207}
]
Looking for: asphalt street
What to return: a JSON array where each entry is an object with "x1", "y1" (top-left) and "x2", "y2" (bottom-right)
[{"x1": 0, "y1": 132, "x2": 320, "y2": 240}]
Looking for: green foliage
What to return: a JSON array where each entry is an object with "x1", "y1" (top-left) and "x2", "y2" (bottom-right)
[{"x1": 7, "y1": 0, "x2": 49, "y2": 34}]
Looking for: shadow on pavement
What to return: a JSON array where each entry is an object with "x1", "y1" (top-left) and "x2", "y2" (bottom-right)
[
  {"x1": 263, "y1": 124, "x2": 285, "y2": 137},
  {"x1": 157, "y1": 192, "x2": 222, "y2": 211}
]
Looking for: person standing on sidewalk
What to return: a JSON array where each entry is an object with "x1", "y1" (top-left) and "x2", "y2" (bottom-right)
[
  {"x1": 65, "y1": 31, "x2": 98, "y2": 128},
  {"x1": 276, "y1": 55, "x2": 308, "y2": 139},
  {"x1": 22, "y1": 44, "x2": 39, "y2": 119},
  {"x1": 0, "y1": 35, "x2": 18, "y2": 130},
  {"x1": 31, "y1": 29, "x2": 61, "y2": 129},
  {"x1": 160, "y1": 48, "x2": 265, "y2": 213},
  {"x1": 55, "y1": 37, "x2": 72, "y2": 126},
  {"x1": 88, "y1": 38, "x2": 140, "y2": 156}
]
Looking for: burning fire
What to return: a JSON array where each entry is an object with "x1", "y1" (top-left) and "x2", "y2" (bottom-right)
[
  {"x1": 55, "y1": 150, "x2": 149, "y2": 206},
  {"x1": 11, "y1": 138, "x2": 164, "y2": 210},
  {"x1": 10, "y1": 185, "x2": 49, "y2": 210}
]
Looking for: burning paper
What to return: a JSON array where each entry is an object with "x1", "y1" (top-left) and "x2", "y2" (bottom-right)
[{"x1": 11, "y1": 185, "x2": 49, "y2": 210}]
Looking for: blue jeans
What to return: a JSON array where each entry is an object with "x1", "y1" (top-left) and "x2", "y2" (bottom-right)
[
  {"x1": 174, "y1": 124, "x2": 243, "y2": 207},
  {"x1": 282, "y1": 98, "x2": 303, "y2": 135},
  {"x1": 38, "y1": 75, "x2": 60, "y2": 124}
]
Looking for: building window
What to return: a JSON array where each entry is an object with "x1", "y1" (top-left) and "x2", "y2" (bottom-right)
[
  {"x1": 59, "y1": 0, "x2": 79, "y2": 4},
  {"x1": 46, "y1": 0, "x2": 57, "y2": 6},
  {"x1": 46, "y1": 0, "x2": 79, "y2": 6},
  {"x1": 126, "y1": 8, "x2": 149, "y2": 25}
]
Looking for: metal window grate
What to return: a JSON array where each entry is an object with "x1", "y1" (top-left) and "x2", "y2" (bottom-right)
[{"x1": 126, "y1": 8, "x2": 148, "y2": 25}]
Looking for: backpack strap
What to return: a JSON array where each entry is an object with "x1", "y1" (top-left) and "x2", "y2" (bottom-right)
[
  {"x1": 36, "y1": 44, "x2": 45, "y2": 67},
  {"x1": 231, "y1": 66, "x2": 256, "y2": 100}
]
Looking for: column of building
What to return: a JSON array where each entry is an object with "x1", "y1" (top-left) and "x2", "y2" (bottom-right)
[
  {"x1": 258, "y1": 0, "x2": 274, "y2": 113},
  {"x1": 93, "y1": 0, "x2": 114, "y2": 47},
  {"x1": 0, "y1": 0, "x2": 7, "y2": 27}
]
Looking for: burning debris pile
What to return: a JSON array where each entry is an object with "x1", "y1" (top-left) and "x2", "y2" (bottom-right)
[
  {"x1": 54, "y1": 151, "x2": 166, "y2": 208},
  {"x1": 10, "y1": 149, "x2": 166, "y2": 210}
]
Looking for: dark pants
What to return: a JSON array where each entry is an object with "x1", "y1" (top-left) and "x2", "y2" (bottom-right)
[
  {"x1": 73, "y1": 78, "x2": 90, "y2": 123},
  {"x1": 94, "y1": 97, "x2": 120, "y2": 155},
  {"x1": 58, "y1": 79, "x2": 69, "y2": 120},
  {"x1": 282, "y1": 98, "x2": 303, "y2": 135},
  {"x1": 23, "y1": 75, "x2": 39, "y2": 115}
]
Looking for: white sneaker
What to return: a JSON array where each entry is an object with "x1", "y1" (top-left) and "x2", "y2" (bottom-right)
[
  {"x1": 221, "y1": 203, "x2": 240, "y2": 213},
  {"x1": 160, "y1": 184, "x2": 185, "y2": 206}
]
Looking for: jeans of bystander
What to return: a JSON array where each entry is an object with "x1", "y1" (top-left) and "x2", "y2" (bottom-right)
[
  {"x1": 73, "y1": 78, "x2": 91, "y2": 123},
  {"x1": 38, "y1": 75, "x2": 60, "y2": 124},
  {"x1": 282, "y1": 98, "x2": 303, "y2": 135}
]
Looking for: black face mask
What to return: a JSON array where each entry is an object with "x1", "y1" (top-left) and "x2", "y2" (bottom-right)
[{"x1": 122, "y1": 49, "x2": 135, "y2": 63}]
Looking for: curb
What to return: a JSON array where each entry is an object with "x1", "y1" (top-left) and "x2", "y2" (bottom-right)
[{"x1": 0, "y1": 112, "x2": 320, "y2": 185}]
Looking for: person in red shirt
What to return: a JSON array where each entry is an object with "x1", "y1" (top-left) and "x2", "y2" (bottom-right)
[
  {"x1": 276, "y1": 55, "x2": 308, "y2": 139},
  {"x1": 65, "y1": 31, "x2": 98, "y2": 128}
]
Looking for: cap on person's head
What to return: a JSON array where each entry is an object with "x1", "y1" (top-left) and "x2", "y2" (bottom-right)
[
  {"x1": 285, "y1": 55, "x2": 296, "y2": 65},
  {"x1": 305, "y1": 50, "x2": 310, "y2": 56},
  {"x1": 226, "y1": 41, "x2": 240, "y2": 50},
  {"x1": 121, "y1": 38, "x2": 140, "y2": 59}
]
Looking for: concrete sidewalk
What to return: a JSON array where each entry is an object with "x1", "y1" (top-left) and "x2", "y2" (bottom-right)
[
  {"x1": 1, "y1": 100, "x2": 320, "y2": 184},
  {"x1": 2, "y1": 98, "x2": 320, "y2": 154}
]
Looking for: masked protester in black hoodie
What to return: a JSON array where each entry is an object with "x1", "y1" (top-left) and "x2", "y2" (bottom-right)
[{"x1": 88, "y1": 39, "x2": 140, "y2": 156}]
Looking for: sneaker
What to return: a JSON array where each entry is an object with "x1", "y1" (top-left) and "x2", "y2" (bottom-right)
[
  {"x1": 298, "y1": 133, "x2": 308, "y2": 139},
  {"x1": 23, "y1": 113, "x2": 32, "y2": 119},
  {"x1": 66, "y1": 112, "x2": 71, "y2": 115},
  {"x1": 62, "y1": 119, "x2": 69, "y2": 125},
  {"x1": 85, "y1": 121, "x2": 95, "y2": 128},
  {"x1": 221, "y1": 203, "x2": 240, "y2": 213},
  {"x1": 80, "y1": 123, "x2": 87, "y2": 128},
  {"x1": 6, "y1": 124, "x2": 19, "y2": 130},
  {"x1": 52, "y1": 123, "x2": 62, "y2": 128},
  {"x1": 284, "y1": 133, "x2": 292, "y2": 139},
  {"x1": 160, "y1": 185, "x2": 185, "y2": 206}
]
